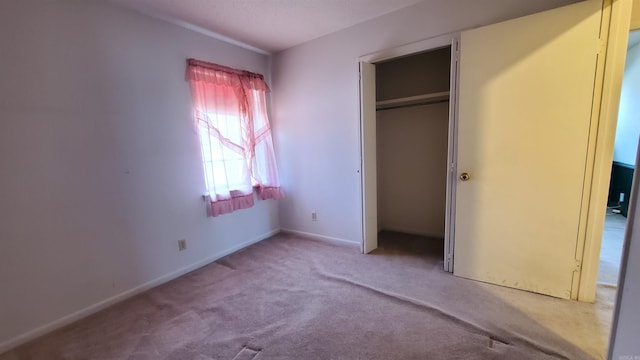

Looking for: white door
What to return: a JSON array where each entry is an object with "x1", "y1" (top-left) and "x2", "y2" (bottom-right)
[
  {"x1": 453, "y1": 0, "x2": 602, "y2": 299},
  {"x1": 360, "y1": 61, "x2": 378, "y2": 253}
]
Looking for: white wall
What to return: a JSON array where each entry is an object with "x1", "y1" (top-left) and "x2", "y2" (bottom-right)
[
  {"x1": 272, "y1": 0, "x2": 579, "y2": 243},
  {"x1": 0, "y1": 0, "x2": 278, "y2": 350},
  {"x1": 613, "y1": 38, "x2": 640, "y2": 166}
]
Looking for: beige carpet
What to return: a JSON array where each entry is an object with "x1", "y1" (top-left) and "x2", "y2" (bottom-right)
[
  {"x1": 0, "y1": 222, "x2": 624, "y2": 359},
  {"x1": 598, "y1": 211, "x2": 626, "y2": 286}
]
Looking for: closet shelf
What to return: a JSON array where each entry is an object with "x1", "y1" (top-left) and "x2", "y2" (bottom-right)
[{"x1": 376, "y1": 91, "x2": 449, "y2": 110}]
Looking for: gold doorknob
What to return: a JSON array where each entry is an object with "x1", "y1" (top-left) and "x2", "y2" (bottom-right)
[{"x1": 460, "y1": 172, "x2": 471, "y2": 181}]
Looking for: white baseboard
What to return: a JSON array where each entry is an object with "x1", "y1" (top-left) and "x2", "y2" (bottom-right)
[
  {"x1": 280, "y1": 228, "x2": 360, "y2": 247},
  {"x1": 0, "y1": 228, "x2": 280, "y2": 354}
]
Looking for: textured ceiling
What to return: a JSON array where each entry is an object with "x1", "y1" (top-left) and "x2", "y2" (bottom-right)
[{"x1": 108, "y1": 0, "x2": 426, "y2": 54}]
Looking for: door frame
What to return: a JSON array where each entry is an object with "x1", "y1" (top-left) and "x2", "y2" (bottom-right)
[
  {"x1": 359, "y1": 61, "x2": 377, "y2": 254},
  {"x1": 577, "y1": 0, "x2": 633, "y2": 302},
  {"x1": 358, "y1": 32, "x2": 460, "y2": 269}
]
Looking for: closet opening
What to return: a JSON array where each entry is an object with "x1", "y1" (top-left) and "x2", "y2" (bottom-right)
[{"x1": 373, "y1": 46, "x2": 452, "y2": 265}]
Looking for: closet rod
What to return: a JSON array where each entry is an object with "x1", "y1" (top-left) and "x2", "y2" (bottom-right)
[{"x1": 376, "y1": 98, "x2": 449, "y2": 112}]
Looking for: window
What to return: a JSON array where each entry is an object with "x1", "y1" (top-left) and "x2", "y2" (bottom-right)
[
  {"x1": 187, "y1": 59, "x2": 283, "y2": 217},
  {"x1": 198, "y1": 111, "x2": 251, "y2": 191}
]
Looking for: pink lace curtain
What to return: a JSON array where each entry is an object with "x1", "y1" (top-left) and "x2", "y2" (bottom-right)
[{"x1": 187, "y1": 59, "x2": 283, "y2": 217}]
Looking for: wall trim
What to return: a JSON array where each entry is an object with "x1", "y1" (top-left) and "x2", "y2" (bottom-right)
[
  {"x1": 280, "y1": 228, "x2": 360, "y2": 247},
  {"x1": 0, "y1": 228, "x2": 280, "y2": 354},
  {"x1": 358, "y1": 31, "x2": 457, "y2": 64},
  {"x1": 613, "y1": 160, "x2": 635, "y2": 169}
]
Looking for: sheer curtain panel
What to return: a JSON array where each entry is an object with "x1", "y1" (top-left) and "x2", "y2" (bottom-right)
[{"x1": 187, "y1": 59, "x2": 283, "y2": 217}]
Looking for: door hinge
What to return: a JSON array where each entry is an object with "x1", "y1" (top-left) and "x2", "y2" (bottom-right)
[{"x1": 573, "y1": 259, "x2": 582, "y2": 272}]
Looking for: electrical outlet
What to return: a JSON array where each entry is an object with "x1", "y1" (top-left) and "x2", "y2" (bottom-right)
[
  {"x1": 620, "y1": 193, "x2": 625, "y2": 203},
  {"x1": 178, "y1": 239, "x2": 187, "y2": 251},
  {"x1": 311, "y1": 211, "x2": 317, "y2": 221}
]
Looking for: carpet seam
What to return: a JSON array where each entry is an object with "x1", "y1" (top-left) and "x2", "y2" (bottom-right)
[{"x1": 317, "y1": 271, "x2": 572, "y2": 360}]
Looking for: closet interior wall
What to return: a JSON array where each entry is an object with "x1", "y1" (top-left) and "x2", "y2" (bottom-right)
[{"x1": 376, "y1": 47, "x2": 451, "y2": 239}]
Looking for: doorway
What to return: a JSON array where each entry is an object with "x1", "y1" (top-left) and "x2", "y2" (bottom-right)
[
  {"x1": 358, "y1": 33, "x2": 458, "y2": 271},
  {"x1": 375, "y1": 47, "x2": 451, "y2": 263},
  {"x1": 599, "y1": 29, "x2": 640, "y2": 305}
]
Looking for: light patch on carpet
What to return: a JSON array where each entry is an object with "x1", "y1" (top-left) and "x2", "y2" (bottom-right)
[{"x1": 314, "y1": 268, "x2": 583, "y2": 359}]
